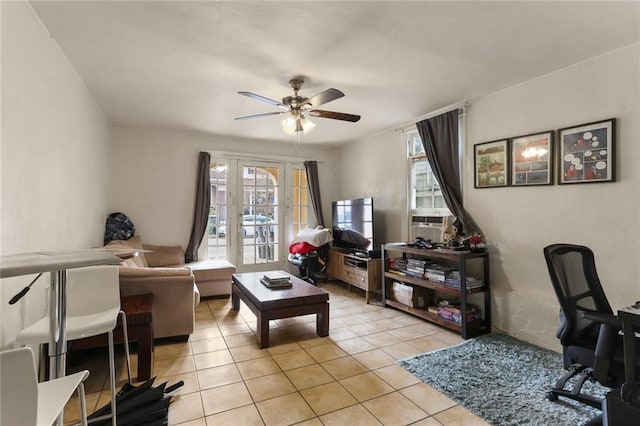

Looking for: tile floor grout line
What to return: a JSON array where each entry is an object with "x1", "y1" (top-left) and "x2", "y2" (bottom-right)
[{"x1": 65, "y1": 281, "x2": 482, "y2": 426}]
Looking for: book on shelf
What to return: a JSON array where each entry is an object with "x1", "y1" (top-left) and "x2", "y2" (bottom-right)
[
  {"x1": 443, "y1": 272, "x2": 483, "y2": 289},
  {"x1": 427, "y1": 305, "x2": 439, "y2": 315},
  {"x1": 437, "y1": 303, "x2": 481, "y2": 324}
]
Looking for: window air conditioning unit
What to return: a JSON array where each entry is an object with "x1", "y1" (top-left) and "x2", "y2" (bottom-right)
[{"x1": 410, "y1": 215, "x2": 452, "y2": 243}]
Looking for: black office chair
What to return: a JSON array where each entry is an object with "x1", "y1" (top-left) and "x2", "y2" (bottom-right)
[
  {"x1": 543, "y1": 244, "x2": 627, "y2": 412},
  {"x1": 288, "y1": 244, "x2": 329, "y2": 286}
]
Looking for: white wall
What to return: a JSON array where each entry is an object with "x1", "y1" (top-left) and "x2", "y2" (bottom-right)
[
  {"x1": 0, "y1": 2, "x2": 112, "y2": 347},
  {"x1": 334, "y1": 130, "x2": 408, "y2": 245},
  {"x1": 337, "y1": 43, "x2": 640, "y2": 350},
  {"x1": 109, "y1": 127, "x2": 336, "y2": 249},
  {"x1": 465, "y1": 44, "x2": 640, "y2": 349}
]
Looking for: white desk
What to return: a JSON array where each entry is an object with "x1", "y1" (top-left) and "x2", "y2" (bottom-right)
[{"x1": 1, "y1": 250, "x2": 123, "y2": 425}]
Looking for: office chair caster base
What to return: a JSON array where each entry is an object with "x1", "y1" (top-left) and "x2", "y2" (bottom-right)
[{"x1": 547, "y1": 387, "x2": 603, "y2": 410}]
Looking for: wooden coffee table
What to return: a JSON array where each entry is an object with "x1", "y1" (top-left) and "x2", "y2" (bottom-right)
[{"x1": 231, "y1": 272, "x2": 329, "y2": 348}]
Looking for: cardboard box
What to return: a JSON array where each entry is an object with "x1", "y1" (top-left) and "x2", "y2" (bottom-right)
[{"x1": 392, "y1": 281, "x2": 429, "y2": 308}]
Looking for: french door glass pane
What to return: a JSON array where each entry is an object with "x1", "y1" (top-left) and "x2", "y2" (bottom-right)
[
  {"x1": 208, "y1": 162, "x2": 228, "y2": 259},
  {"x1": 292, "y1": 168, "x2": 308, "y2": 236},
  {"x1": 242, "y1": 164, "x2": 280, "y2": 266}
]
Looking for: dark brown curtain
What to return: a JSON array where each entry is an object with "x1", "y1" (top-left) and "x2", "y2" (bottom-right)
[
  {"x1": 185, "y1": 151, "x2": 211, "y2": 263},
  {"x1": 303, "y1": 160, "x2": 325, "y2": 227},
  {"x1": 416, "y1": 110, "x2": 481, "y2": 236}
]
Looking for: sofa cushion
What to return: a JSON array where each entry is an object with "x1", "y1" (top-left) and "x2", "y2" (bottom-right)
[
  {"x1": 123, "y1": 235, "x2": 148, "y2": 266},
  {"x1": 118, "y1": 266, "x2": 192, "y2": 278},
  {"x1": 104, "y1": 236, "x2": 147, "y2": 267},
  {"x1": 188, "y1": 259, "x2": 236, "y2": 281},
  {"x1": 187, "y1": 259, "x2": 236, "y2": 298},
  {"x1": 143, "y1": 243, "x2": 185, "y2": 267}
]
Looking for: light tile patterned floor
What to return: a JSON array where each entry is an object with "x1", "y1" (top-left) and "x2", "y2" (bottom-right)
[{"x1": 64, "y1": 281, "x2": 489, "y2": 426}]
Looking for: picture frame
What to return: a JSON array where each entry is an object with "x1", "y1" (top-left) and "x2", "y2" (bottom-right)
[
  {"x1": 557, "y1": 118, "x2": 616, "y2": 184},
  {"x1": 510, "y1": 130, "x2": 554, "y2": 186},
  {"x1": 474, "y1": 139, "x2": 509, "y2": 188}
]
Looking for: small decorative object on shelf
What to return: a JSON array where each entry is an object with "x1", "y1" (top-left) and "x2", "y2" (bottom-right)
[{"x1": 468, "y1": 233, "x2": 487, "y2": 253}]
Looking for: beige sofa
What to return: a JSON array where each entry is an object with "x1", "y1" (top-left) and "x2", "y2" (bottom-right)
[
  {"x1": 105, "y1": 236, "x2": 199, "y2": 339},
  {"x1": 105, "y1": 235, "x2": 236, "y2": 339}
]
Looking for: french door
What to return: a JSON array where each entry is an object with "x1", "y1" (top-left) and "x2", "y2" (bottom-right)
[
  {"x1": 207, "y1": 155, "x2": 309, "y2": 272},
  {"x1": 236, "y1": 160, "x2": 283, "y2": 272}
]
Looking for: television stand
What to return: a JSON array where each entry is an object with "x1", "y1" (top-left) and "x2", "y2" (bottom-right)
[{"x1": 327, "y1": 248, "x2": 381, "y2": 304}]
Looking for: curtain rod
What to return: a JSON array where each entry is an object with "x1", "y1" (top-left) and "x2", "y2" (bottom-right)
[
  {"x1": 395, "y1": 101, "x2": 469, "y2": 133},
  {"x1": 198, "y1": 148, "x2": 323, "y2": 164},
  {"x1": 364, "y1": 100, "x2": 469, "y2": 139}
]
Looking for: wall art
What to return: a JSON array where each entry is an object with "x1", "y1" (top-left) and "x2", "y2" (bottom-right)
[
  {"x1": 511, "y1": 130, "x2": 554, "y2": 186},
  {"x1": 474, "y1": 139, "x2": 509, "y2": 188},
  {"x1": 557, "y1": 118, "x2": 615, "y2": 184}
]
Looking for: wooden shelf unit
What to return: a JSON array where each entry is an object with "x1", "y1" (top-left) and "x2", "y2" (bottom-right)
[
  {"x1": 327, "y1": 248, "x2": 381, "y2": 303},
  {"x1": 381, "y1": 243, "x2": 491, "y2": 339}
]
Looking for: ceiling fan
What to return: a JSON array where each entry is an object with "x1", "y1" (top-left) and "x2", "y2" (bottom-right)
[{"x1": 235, "y1": 78, "x2": 361, "y2": 135}]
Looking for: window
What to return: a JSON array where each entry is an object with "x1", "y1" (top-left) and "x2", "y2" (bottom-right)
[
  {"x1": 291, "y1": 168, "x2": 308, "y2": 236},
  {"x1": 408, "y1": 130, "x2": 450, "y2": 215}
]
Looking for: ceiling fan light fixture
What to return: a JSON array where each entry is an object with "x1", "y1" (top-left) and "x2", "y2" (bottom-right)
[
  {"x1": 282, "y1": 116, "x2": 298, "y2": 135},
  {"x1": 238, "y1": 77, "x2": 357, "y2": 136},
  {"x1": 281, "y1": 115, "x2": 316, "y2": 135},
  {"x1": 301, "y1": 116, "x2": 316, "y2": 134}
]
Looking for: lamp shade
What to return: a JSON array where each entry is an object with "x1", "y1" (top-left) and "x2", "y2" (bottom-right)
[
  {"x1": 282, "y1": 115, "x2": 316, "y2": 135},
  {"x1": 301, "y1": 117, "x2": 316, "y2": 134},
  {"x1": 282, "y1": 116, "x2": 297, "y2": 135}
]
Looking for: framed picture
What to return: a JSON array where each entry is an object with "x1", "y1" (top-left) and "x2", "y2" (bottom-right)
[
  {"x1": 557, "y1": 118, "x2": 616, "y2": 184},
  {"x1": 474, "y1": 139, "x2": 509, "y2": 188},
  {"x1": 510, "y1": 130, "x2": 554, "y2": 186}
]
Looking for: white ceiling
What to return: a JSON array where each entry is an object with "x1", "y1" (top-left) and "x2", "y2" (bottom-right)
[{"x1": 30, "y1": 1, "x2": 640, "y2": 145}]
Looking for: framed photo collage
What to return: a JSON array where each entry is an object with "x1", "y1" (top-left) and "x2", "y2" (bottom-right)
[{"x1": 474, "y1": 118, "x2": 616, "y2": 188}]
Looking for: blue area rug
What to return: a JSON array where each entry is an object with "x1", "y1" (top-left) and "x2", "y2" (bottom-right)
[{"x1": 398, "y1": 333, "x2": 606, "y2": 425}]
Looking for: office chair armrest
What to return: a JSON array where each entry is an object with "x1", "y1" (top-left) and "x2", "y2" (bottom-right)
[{"x1": 580, "y1": 310, "x2": 622, "y2": 329}]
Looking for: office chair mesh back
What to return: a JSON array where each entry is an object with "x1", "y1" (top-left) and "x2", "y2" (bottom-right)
[{"x1": 545, "y1": 245, "x2": 613, "y2": 348}]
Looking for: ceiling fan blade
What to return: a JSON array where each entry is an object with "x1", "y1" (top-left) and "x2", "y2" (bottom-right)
[
  {"x1": 306, "y1": 88, "x2": 344, "y2": 107},
  {"x1": 238, "y1": 91, "x2": 288, "y2": 109},
  {"x1": 234, "y1": 111, "x2": 287, "y2": 121},
  {"x1": 308, "y1": 109, "x2": 361, "y2": 122}
]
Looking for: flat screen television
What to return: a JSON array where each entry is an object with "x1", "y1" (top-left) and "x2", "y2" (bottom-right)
[{"x1": 331, "y1": 197, "x2": 375, "y2": 253}]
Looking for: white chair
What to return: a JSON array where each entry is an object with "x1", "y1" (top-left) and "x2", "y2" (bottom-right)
[
  {"x1": 16, "y1": 265, "x2": 131, "y2": 426},
  {"x1": 1, "y1": 346, "x2": 90, "y2": 426}
]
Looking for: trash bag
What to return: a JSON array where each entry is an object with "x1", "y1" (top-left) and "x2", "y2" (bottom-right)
[
  {"x1": 104, "y1": 212, "x2": 136, "y2": 244},
  {"x1": 88, "y1": 377, "x2": 183, "y2": 426}
]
